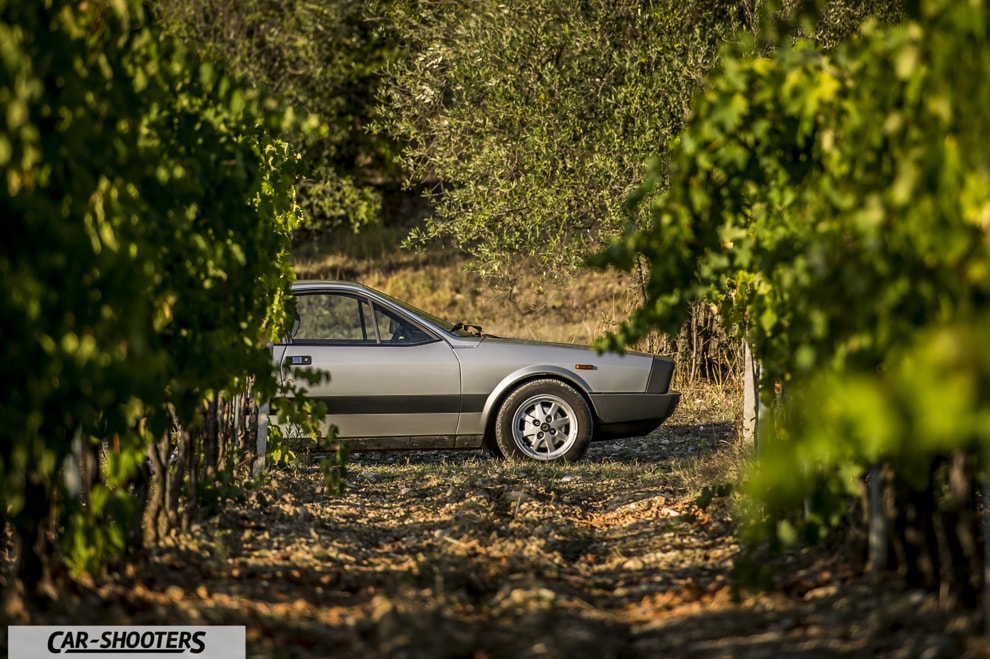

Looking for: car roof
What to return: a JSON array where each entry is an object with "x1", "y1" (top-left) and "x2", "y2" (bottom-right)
[
  {"x1": 291, "y1": 280, "x2": 369, "y2": 293},
  {"x1": 290, "y1": 281, "x2": 406, "y2": 308},
  {"x1": 290, "y1": 280, "x2": 462, "y2": 339}
]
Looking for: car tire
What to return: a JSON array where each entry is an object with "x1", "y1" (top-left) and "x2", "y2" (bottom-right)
[
  {"x1": 494, "y1": 379, "x2": 592, "y2": 462},
  {"x1": 483, "y1": 434, "x2": 505, "y2": 459}
]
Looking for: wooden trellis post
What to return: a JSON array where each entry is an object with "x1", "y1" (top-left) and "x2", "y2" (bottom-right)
[
  {"x1": 742, "y1": 338, "x2": 762, "y2": 455},
  {"x1": 869, "y1": 463, "x2": 887, "y2": 574},
  {"x1": 255, "y1": 400, "x2": 269, "y2": 475}
]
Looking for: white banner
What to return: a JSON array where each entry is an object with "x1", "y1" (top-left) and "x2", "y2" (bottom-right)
[{"x1": 7, "y1": 626, "x2": 246, "y2": 659}]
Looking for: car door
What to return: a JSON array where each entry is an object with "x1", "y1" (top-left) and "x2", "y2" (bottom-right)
[{"x1": 275, "y1": 290, "x2": 462, "y2": 440}]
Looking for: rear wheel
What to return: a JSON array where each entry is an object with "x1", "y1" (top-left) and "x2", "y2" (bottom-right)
[{"x1": 494, "y1": 379, "x2": 592, "y2": 462}]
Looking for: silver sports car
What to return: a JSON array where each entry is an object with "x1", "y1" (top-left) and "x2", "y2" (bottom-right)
[{"x1": 273, "y1": 281, "x2": 680, "y2": 462}]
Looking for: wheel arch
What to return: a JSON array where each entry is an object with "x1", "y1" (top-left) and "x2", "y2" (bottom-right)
[{"x1": 480, "y1": 366, "x2": 597, "y2": 449}]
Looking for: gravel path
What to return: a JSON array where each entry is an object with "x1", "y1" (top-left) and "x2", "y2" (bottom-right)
[{"x1": 4, "y1": 385, "x2": 988, "y2": 658}]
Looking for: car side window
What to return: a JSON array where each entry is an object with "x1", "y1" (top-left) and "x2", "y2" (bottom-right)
[
  {"x1": 372, "y1": 304, "x2": 433, "y2": 344},
  {"x1": 294, "y1": 293, "x2": 376, "y2": 343},
  {"x1": 289, "y1": 292, "x2": 436, "y2": 345}
]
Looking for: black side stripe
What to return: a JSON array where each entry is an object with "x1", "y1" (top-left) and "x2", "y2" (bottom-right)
[{"x1": 311, "y1": 394, "x2": 488, "y2": 415}]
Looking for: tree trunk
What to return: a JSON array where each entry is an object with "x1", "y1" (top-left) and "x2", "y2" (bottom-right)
[
  {"x1": 886, "y1": 461, "x2": 941, "y2": 592},
  {"x1": 204, "y1": 393, "x2": 219, "y2": 478},
  {"x1": 167, "y1": 428, "x2": 188, "y2": 532},
  {"x1": 143, "y1": 432, "x2": 170, "y2": 547},
  {"x1": 940, "y1": 451, "x2": 980, "y2": 608},
  {"x1": 13, "y1": 478, "x2": 52, "y2": 596}
]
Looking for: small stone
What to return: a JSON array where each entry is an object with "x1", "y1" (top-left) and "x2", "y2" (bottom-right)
[
  {"x1": 505, "y1": 490, "x2": 532, "y2": 504},
  {"x1": 623, "y1": 558, "x2": 645, "y2": 571}
]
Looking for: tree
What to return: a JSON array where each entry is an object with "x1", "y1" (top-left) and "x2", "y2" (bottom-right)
[
  {"x1": 0, "y1": 0, "x2": 301, "y2": 592},
  {"x1": 373, "y1": 0, "x2": 902, "y2": 281},
  {"x1": 595, "y1": 0, "x2": 990, "y2": 602},
  {"x1": 374, "y1": 0, "x2": 752, "y2": 279},
  {"x1": 150, "y1": 0, "x2": 404, "y2": 232}
]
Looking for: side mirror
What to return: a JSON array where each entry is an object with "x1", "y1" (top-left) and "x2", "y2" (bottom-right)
[{"x1": 291, "y1": 311, "x2": 301, "y2": 339}]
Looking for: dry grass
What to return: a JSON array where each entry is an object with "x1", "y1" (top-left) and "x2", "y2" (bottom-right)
[{"x1": 291, "y1": 227, "x2": 651, "y2": 348}]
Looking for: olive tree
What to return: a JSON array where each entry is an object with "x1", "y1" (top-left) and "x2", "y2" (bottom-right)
[
  {"x1": 373, "y1": 0, "x2": 901, "y2": 279},
  {"x1": 150, "y1": 0, "x2": 403, "y2": 232},
  {"x1": 374, "y1": 0, "x2": 751, "y2": 279}
]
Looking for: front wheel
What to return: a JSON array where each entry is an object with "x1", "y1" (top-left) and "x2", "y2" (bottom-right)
[{"x1": 494, "y1": 379, "x2": 592, "y2": 462}]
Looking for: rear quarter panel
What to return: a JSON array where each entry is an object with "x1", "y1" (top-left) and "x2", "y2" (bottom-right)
[{"x1": 453, "y1": 339, "x2": 655, "y2": 435}]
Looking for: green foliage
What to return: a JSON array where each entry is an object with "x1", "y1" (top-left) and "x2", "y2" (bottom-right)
[
  {"x1": 373, "y1": 0, "x2": 901, "y2": 281},
  {"x1": 320, "y1": 443, "x2": 351, "y2": 497},
  {"x1": 267, "y1": 368, "x2": 332, "y2": 470},
  {"x1": 597, "y1": 1, "x2": 989, "y2": 386},
  {"x1": 63, "y1": 484, "x2": 138, "y2": 578},
  {"x1": 197, "y1": 461, "x2": 248, "y2": 518},
  {"x1": 751, "y1": 0, "x2": 904, "y2": 52},
  {"x1": 265, "y1": 426, "x2": 296, "y2": 472},
  {"x1": 267, "y1": 366, "x2": 349, "y2": 495},
  {"x1": 0, "y1": 0, "x2": 303, "y2": 584},
  {"x1": 597, "y1": 0, "x2": 990, "y2": 595},
  {"x1": 741, "y1": 318, "x2": 990, "y2": 558},
  {"x1": 150, "y1": 0, "x2": 403, "y2": 232},
  {"x1": 374, "y1": 0, "x2": 752, "y2": 278},
  {"x1": 695, "y1": 482, "x2": 734, "y2": 512},
  {"x1": 61, "y1": 434, "x2": 146, "y2": 577}
]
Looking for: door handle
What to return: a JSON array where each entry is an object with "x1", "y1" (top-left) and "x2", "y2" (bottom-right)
[{"x1": 285, "y1": 355, "x2": 312, "y2": 366}]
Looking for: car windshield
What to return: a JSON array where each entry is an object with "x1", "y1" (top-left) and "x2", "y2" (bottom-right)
[{"x1": 373, "y1": 289, "x2": 476, "y2": 336}]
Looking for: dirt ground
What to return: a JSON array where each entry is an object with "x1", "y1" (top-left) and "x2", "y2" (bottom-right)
[{"x1": 3, "y1": 387, "x2": 990, "y2": 658}]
